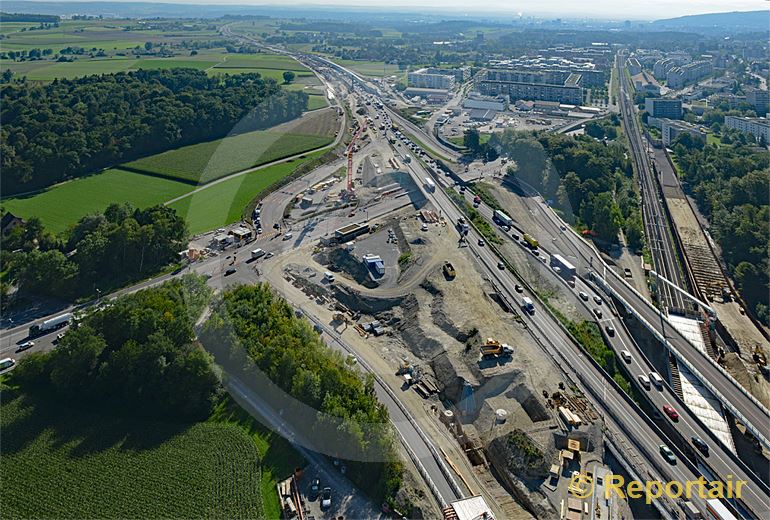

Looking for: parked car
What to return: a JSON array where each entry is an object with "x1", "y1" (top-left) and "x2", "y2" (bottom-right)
[
  {"x1": 660, "y1": 444, "x2": 676, "y2": 465},
  {"x1": 624, "y1": 267, "x2": 633, "y2": 278},
  {"x1": 224, "y1": 268, "x2": 237, "y2": 276},
  {"x1": 310, "y1": 478, "x2": 321, "y2": 499},
  {"x1": 320, "y1": 487, "x2": 332, "y2": 509},
  {"x1": 663, "y1": 404, "x2": 679, "y2": 421},
  {"x1": 691, "y1": 436, "x2": 709, "y2": 455}
]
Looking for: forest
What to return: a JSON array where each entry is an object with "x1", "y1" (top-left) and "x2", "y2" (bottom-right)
[
  {"x1": 3, "y1": 202, "x2": 187, "y2": 300},
  {"x1": 12, "y1": 275, "x2": 221, "y2": 420},
  {"x1": 1, "y1": 69, "x2": 308, "y2": 194},
  {"x1": 489, "y1": 130, "x2": 642, "y2": 249},
  {"x1": 201, "y1": 284, "x2": 404, "y2": 505},
  {"x1": 672, "y1": 137, "x2": 770, "y2": 325}
]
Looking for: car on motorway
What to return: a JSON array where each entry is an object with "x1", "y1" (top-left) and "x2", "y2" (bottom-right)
[
  {"x1": 478, "y1": 239, "x2": 485, "y2": 246},
  {"x1": 638, "y1": 374, "x2": 651, "y2": 389},
  {"x1": 16, "y1": 341, "x2": 35, "y2": 352},
  {"x1": 660, "y1": 444, "x2": 677, "y2": 465},
  {"x1": 691, "y1": 436, "x2": 709, "y2": 455},
  {"x1": 224, "y1": 268, "x2": 237, "y2": 276},
  {"x1": 593, "y1": 295, "x2": 603, "y2": 305},
  {"x1": 593, "y1": 308, "x2": 603, "y2": 318},
  {"x1": 578, "y1": 291, "x2": 589, "y2": 301},
  {"x1": 567, "y1": 279, "x2": 575, "y2": 288},
  {"x1": 649, "y1": 371, "x2": 664, "y2": 389},
  {"x1": 620, "y1": 350, "x2": 632, "y2": 363},
  {"x1": 662, "y1": 404, "x2": 679, "y2": 421},
  {"x1": 511, "y1": 232, "x2": 519, "y2": 240},
  {"x1": 310, "y1": 478, "x2": 321, "y2": 499},
  {"x1": 515, "y1": 284, "x2": 523, "y2": 293},
  {"x1": 320, "y1": 487, "x2": 332, "y2": 509},
  {"x1": 605, "y1": 325, "x2": 615, "y2": 336},
  {"x1": 497, "y1": 261, "x2": 505, "y2": 270}
]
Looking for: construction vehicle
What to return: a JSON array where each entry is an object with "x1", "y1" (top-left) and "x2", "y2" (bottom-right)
[
  {"x1": 396, "y1": 361, "x2": 413, "y2": 376},
  {"x1": 443, "y1": 261, "x2": 456, "y2": 279},
  {"x1": 479, "y1": 338, "x2": 514, "y2": 358}
]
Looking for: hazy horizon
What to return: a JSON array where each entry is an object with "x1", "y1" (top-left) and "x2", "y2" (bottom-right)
[{"x1": 8, "y1": 0, "x2": 769, "y2": 20}]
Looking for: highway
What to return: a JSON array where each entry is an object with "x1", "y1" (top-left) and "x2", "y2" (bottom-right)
[{"x1": 453, "y1": 185, "x2": 770, "y2": 518}]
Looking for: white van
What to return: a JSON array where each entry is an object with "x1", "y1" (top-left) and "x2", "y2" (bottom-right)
[
  {"x1": 649, "y1": 371, "x2": 664, "y2": 388},
  {"x1": 324, "y1": 272, "x2": 335, "y2": 283}
]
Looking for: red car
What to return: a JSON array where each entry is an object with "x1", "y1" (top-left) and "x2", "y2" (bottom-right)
[{"x1": 663, "y1": 404, "x2": 679, "y2": 421}]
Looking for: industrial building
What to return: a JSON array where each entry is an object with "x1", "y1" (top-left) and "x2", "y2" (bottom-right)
[
  {"x1": 644, "y1": 98, "x2": 683, "y2": 120},
  {"x1": 403, "y1": 87, "x2": 451, "y2": 104},
  {"x1": 475, "y1": 68, "x2": 583, "y2": 105},
  {"x1": 463, "y1": 93, "x2": 507, "y2": 111},
  {"x1": 724, "y1": 116, "x2": 770, "y2": 144}
]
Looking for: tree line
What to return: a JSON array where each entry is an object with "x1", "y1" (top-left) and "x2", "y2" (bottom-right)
[
  {"x1": 489, "y1": 130, "x2": 643, "y2": 249},
  {"x1": 1, "y1": 68, "x2": 308, "y2": 195},
  {"x1": 200, "y1": 284, "x2": 404, "y2": 506},
  {"x1": 13, "y1": 275, "x2": 221, "y2": 420},
  {"x1": 671, "y1": 137, "x2": 770, "y2": 325},
  {"x1": 3, "y1": 203, "x2": 187, "y2": 301}
]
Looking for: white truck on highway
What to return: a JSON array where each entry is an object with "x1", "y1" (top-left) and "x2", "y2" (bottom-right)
[
  {"x1": 424, "y1": 177, "x2": 436, "y2": 192},
  {"x1": 29, "y1": 312, "x2": 73, "y2": 337},
  {"x1": 522, "y1": 297, "x2": 535, "y2": 315}
]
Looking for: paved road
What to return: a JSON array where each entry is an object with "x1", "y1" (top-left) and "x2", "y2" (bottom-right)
[{"x1": 457, "y1": 185, "x2": 770, "y2": 519}]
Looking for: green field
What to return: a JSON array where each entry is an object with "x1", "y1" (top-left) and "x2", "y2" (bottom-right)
[
  {"x1": 307, "y1": 95, "x2": 329, "y2": 110},
  {"x1": 1, "y1": 393, "x2": 266, "y2": 519},
  {"x1": 169, "y1": 148, "x2": 328, "y2": 234},
  {"x1": 124, "y1": 130, "x2": 332, "y2": 184},
  {"x1": 332, "y1": 59, "x2": 402, "y2": 77},
  {"x1": 2, "y1": 169, "x2": 192, "y2": 234}
]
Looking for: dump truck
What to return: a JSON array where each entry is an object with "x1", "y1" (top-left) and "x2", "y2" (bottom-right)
[
  {"x1": 443, "y1": 261, "x2": 456, "y2": 279},
  {"x1": 480, "y1": 340, "x2": 514, "y2": 358},
  {"x1": 523, "y1": 233, "x2": 539, "y2": 249}
]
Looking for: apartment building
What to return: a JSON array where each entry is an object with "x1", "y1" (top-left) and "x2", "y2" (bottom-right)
[
  {"x1": 724, "y1": 116, "x2": 770, "y2": 144},
  {"x1": 645, "y1": 98, "x2": 683, "y2": 119},
  {"x1": 475, "y1": 68, "x2": 583, "y2": 105}
]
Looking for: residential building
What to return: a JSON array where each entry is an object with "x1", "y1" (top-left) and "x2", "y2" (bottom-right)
[
  {"x1": 645, "y1": 98, "x2": 683, "y2": 119},
  {"x1": 476, "y1": 68, "x2": 583, "y2": 105},
  {"x1": 724, "y1": 116, "x2": 770, "y2": 144},
  {"x1": 666, "y1": 60, "x2": 712, "y2": 89},
  {"x1": 1, "y1": 212, "x2": 23, "y2": 235},
  {"x1": 655, "y1": 119, "x2": 706, "y2": 146},
  {"x1": 408, "y1": 68, "x2": 456, "y2": 90},
  {"x1": 746, "y1": 88, "x2": 769, "y2": 116}
]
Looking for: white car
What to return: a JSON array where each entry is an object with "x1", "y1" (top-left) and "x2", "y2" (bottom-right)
[
  {"x1": 620, "y1": 350, "x2": 632, "y2": 363},
  {"x1": 638, "y1": 374, "x2": 651, "y2": 389},
  {"x1": 593, "y1": 295, "x2": 603, "y2": 305},
  {"x1": 320, "y1": 487, "x2": 332, "y2": 509}
]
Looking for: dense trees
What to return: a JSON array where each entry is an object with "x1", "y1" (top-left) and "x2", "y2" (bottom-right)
[
  {"x1": 13, "y1": 275, "x2": 220, "y2": 420},
  {"x1": 673, "y1": 142, "x2": 769, "y2": 324},
  {"x1": 1, "y1": 69, "x2": 308, "y2": 194},
  {"x1": 4, "y1": 203, "x2": 187, "y2": 299},
  {"x1": 201, "y1": 284, "x2": 403, "y2": 503},
  {"x1": 490, "y1": 130, "x2": 638, "y2": 246}
]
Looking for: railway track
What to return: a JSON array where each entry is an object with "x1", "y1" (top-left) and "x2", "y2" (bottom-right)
[{"x1": 618, "y1": 53, "x2": 688, "y2": 313}]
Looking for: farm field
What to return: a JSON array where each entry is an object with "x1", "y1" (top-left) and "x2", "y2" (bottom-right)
[
  {"x1": 1, "y1": 393, "x2": 266, "y2": 519},
  {"x1": 2, "y1": 169, "x2": 192, "y2": 235},
  {"x1": 169, "y1": 148, "x2": 328, "y2": 235},
  {"x1": 2, "y1": 109, "x2": 338, "y2": 234},
  {"x1": 124, "y1": 130, "x2": 332, "y2": 184}
]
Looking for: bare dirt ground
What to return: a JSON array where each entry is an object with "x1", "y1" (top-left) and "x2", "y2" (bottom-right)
[
  {"x1": 264, "y1": 206, "x2": 602, "y2": 520},
  {"x1": 667, "y1": 197, "x2": 770, "y2": 407}
]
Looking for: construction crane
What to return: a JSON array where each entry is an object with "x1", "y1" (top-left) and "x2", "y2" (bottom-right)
[{"x1": 346, "y1": 121, "x2": 366, "y2": 196}]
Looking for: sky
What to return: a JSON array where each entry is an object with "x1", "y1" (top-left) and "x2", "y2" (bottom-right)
[{"x1": 28, "y1": 0, "x2": 768, "y2": 19}]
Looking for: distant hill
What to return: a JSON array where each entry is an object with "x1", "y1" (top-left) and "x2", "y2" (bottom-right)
[{"x1": 651, "y1": 10, "x2": 770, "y2": 32}]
